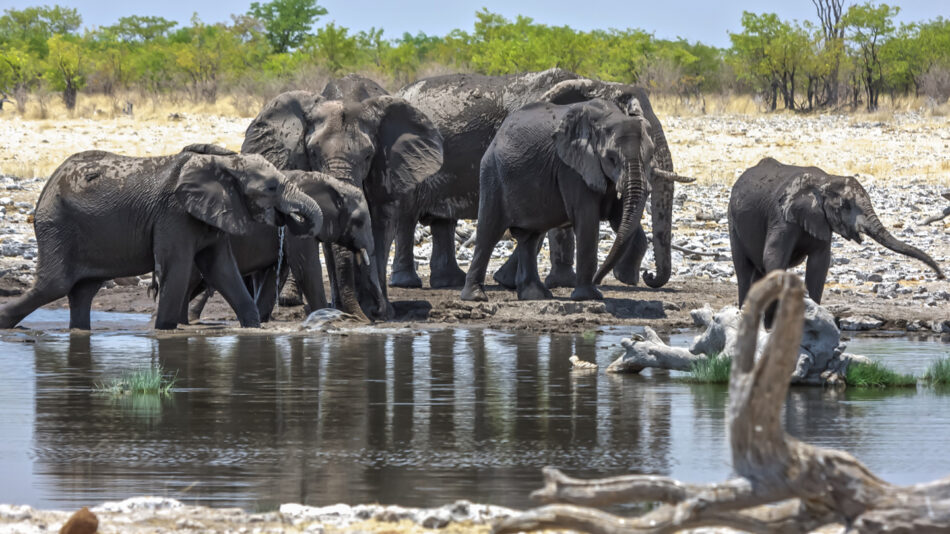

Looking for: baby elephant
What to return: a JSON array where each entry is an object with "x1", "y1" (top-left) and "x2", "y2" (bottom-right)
[
  {"x1": 188, "y1": 171, "x2": 383, "y2": 322},
  {"x1": 461, "y1": 98, "x2": 691, "y2": 302},
  {"x1": 0, "y1": 148, "x2": 323, "y2": 330},
  {"x1": 728, "y1": 157, "x2": 944, "y2": 306}
]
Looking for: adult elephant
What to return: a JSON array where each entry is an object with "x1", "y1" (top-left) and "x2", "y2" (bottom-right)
[
  {"x1": 0, "y1": 148, "x2": 323, "y2": 330},
  {"x1": 393, "y1": 68, "x2": 681, "y2": 290},
  {"x1": 728, "y1": 157, "x2": 945, "y2": 306},
  {"x1": 241, "y1": 80, "x2": 443, "y2": 319},
  {"x1": 462, "y1": 99, "x2": 677, "y2": 302}
]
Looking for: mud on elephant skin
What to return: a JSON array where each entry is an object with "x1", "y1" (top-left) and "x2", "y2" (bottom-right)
[
  {"x1": 393, "y1": 68, "x2": 683, "y2": 291},
  {"x1": 461, "y1": 98, "x2": 689, "y2": 303},
  {"x1": 0, "y1": 148, "x2": 323, "y2": 330},
  {"x1": 241, "y1": 83, "x2": 443, "y2": 320},
  {"x1": 728, "y1": 157, "x2": 944, "y2": 307},
  {"x1": 187, "y1": 171, "x2": 381, "y2": 323}
]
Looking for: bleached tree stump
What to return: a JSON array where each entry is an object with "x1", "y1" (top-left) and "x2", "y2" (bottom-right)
[
  {"x1": 495, "y1": 272, "x2": 950, "y2": 534},
  {"x1": 921, "y1": 192, "x2": 950, "y2": 225}
]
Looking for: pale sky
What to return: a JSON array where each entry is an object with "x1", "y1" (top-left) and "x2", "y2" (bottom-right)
[{"x1": 3, "y1": 0, "x2": 947, "y2": 48}]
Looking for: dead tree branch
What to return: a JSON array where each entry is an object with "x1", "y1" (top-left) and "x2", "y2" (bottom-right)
[{"x1": 495, "y1": 271, "x2": 950, "y2": 534}]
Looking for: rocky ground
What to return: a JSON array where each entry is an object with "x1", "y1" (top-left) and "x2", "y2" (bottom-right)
[{"x1": 1, "y1": 111, "x2": 949, "y2": 334}]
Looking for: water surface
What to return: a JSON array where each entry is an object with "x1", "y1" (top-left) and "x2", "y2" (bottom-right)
[{"x1": 0, "y1": 313, "x2": 948, "y2": 511}]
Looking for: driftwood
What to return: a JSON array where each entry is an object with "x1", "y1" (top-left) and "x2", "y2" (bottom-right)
[
  {"x1": 922, "y1": 192, "x2": 950, "y2": 225},
  {"x1": 495, "y1": 271, "x2": 950, "y2": 534}
]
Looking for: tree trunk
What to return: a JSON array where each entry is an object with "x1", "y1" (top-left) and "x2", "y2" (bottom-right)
[{"x1": 495, "y1": 271, "x2": 950, "y2": 534}]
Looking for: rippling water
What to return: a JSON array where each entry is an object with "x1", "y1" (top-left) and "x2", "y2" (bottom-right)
[{"x1": 0, "y1": 311, "x2": 948, "y2": 511}]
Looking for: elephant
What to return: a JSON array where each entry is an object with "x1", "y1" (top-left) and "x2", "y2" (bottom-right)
[
  {"x1": 241, "y1": 81, "x2": 443, "y2": 319},
  {"x1": 728, "y1": 157, "x2": 945, "y2": 307},
  {"x1": 461, "y1": 99, "x2": 687, "y2": 302},
  {"x1": 0, "y1": 147, "x2": 323, "y2": 330},
  {"x1": 394, "y1": 68, "x2": 680, "y2": 291},
  {"x1": 187, "y1": 170, "x2": 381, "y2": 322}
]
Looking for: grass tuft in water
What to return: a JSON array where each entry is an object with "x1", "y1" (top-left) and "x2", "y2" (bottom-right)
[
  {"x1": 95, "y1": 366, "x2": 177, "y2": 396},
  {"x1": 685, "y1": 354, "x2": 732, "y2": 384},
  {"x1": 846, "y1": 361, "x2": 916, "y2": 388},
  {"x1": 922, "y1": 357, "x2": 950, "y2": 386}
]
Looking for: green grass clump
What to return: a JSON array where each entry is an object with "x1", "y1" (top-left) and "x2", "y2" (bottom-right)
[
  {"x1": 685, "y1": 355, "x2": 732, "y2": 384},
  {"x1": 95, "y1": 366, "x2": 177, "y2": 396},
  {"x1": 922, "y1": 357, "x2": 950, "y2": 386},
  {"x1": 846, "y1": 361, "x2": 916, "y2": 388}
]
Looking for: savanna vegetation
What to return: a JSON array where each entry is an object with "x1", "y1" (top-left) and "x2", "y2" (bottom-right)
[{"x1": 1, "y1": 0, "x2": 949, "y2": 117}]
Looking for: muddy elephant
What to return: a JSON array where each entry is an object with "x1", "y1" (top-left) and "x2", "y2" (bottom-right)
[
  {"x1": 461, "y1": 99, "x2": 687, "y2": 302},
  {"x1": 728, "y1": 157, "x2": 945, "y2": 306},
  {"x1": 188, "y1": 170, "x2": 380, "y2": 322},
  {"x1": 0, "y1": 148, "x2": 323, "y2": 330},
  {"x1": 393, "y1": 68, "x2": 680, "y2": 290},
  {"x1": 241, "y1": 81, "x2": 443, "y2": 319}
]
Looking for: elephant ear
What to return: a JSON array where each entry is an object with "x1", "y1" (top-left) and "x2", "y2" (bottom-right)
[
  {"x1": 175, "y1": 154, "x2": 254, "y2": 236},
  {"x1": 554, "y1": 103, "x2": 610, "y2": 194},
  {"x1": 242, "y1": 91, "x2": 323, "y2": 170},
  {"x1": 364, "y1": 95, "x2": 444, "y2": 195},
  {"x1": 781, "y1": 173, "x2": 832, "y2": 242}
]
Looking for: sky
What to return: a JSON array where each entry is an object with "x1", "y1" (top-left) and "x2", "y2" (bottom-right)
[{"x1": 3, "y1": 0, "x2": 948, "y2": 48}]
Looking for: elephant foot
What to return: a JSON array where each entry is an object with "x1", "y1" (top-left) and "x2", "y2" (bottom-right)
[
  {"x1": 154, "y1": 320, "x2": 179, "y2": 330},
  {"x1": 460, "y1": 283, "x2": 488, "y2": 302},
  {"x1": 517, "y1": 281, "x2": 553, "y2": 301},
  {"x1": 492, "y1": 261, "x2": 518, "y2": 289},
  {"x1": 430, "y1": 267, "x2": 467, "y2": 288},
  {"x1": 278, "y1": 279, "x2": 303, "y2": 306},
  {"x1": 389, "y1": 268, "x2": 423, "y2": 288},
  {"x1": 570, "y1": 285, "x2": 603, "y2": 301},
  {"x1": 545, "y1": 265, "x2": 577, "y2": 288}
]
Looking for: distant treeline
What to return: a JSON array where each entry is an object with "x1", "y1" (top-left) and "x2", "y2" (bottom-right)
[{"x1": 1, "y1": 0, "x2": 948, "y2": 113}]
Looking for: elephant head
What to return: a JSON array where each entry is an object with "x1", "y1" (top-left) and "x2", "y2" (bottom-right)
[
  {"x1": 783, "y1": 172, "x2": 945, "y2": 279},
  {"x1": 175, "y1": 153, "x2": 324, "y2": 238},
  {"x1": 542, "y1": 78, "x2": 689, "y2": 288},
  {"x1": 242, "y1": 90, "x2": 443, "y2": 318},
  {"x1": 553, "y1": 99, "x2": 657, "y2": 284}
]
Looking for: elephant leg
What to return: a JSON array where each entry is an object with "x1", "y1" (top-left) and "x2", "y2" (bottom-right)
[
  {"x1": 730, "y1": 230, "x2": 755, "y2": 308},
  {"x1": 251, "y1": 266, "x2": 279, "y2": 322},
  {"x1": 188, "y1": 284, "x2": 213, "y2": 323},
  {"x1": 545, "y1": 228, "x2": 577, "y2": 288},
  {"x1": 68, "y1": 279, "x2": 102, "y2": 330},
  {"x1": 804, "y1": 247, "x2": 831, "y2": 304},
  {"x1": 429, "y1": 218, "x2": 467, "y2": 288},
  {"x1": 369, "y1": 208, "x2": 396, "y2": 319},
  {"x1": 461, "y1": 216, "x2": 507, "y2": 302},
  {"x1": 0, "y1": 274, "x2": 73, "y2": 329},
  {"x1": 612, "y1": 227, "x2": 649, "y2": 286},
  {"x1": 513, "y1": 230, "x2": 551, "y2": 301},
  {"x1": 289, "y1": 242, "x2": 327, "y2": 315},
  {"x1": 193, "y1": 242, "x2": 260, "y2": 328},
  {"x1": 389, "y1": 208, "x2": 423, "y2": 288},
  {"x1": 492, "y1": 252, "x2": 519, "y2": 289},
  {"x1": 571, "y1": 214, "x2": 604, "y2": 301},
  {"x1": 278, "y1": 273, "x2": 303, "y2": 307}
]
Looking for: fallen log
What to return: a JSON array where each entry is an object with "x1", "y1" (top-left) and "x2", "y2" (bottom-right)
[{"x1": 495, "y1": 271, "x2": 950, "y2": 534}]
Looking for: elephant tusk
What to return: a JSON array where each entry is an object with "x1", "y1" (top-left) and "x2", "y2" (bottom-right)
[
  {"x1": 360, "y1": 249, "x2": 371, "y2": 266},
  {"x1": 652, "y1": 167, "x2": 696, "y2": 183}
]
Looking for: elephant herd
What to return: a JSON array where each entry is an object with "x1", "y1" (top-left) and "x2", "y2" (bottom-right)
[{"x1": 0, "y1": 68, "x2": 944, "y2": 330}]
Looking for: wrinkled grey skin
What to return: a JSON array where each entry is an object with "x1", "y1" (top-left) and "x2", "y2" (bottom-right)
[
  {"x1": 241, "y1": 77, "x2": 443, "y2": 319},
  {"x1": 187, "y1": 170, "x2": 379, "y2": 322},
  {"x1": 728, "y1": 157, "x2": 945, "y2": 306},
  {"x1": 0, "y1": 148, "x2": 323, "y2": 330},
  {"x1": 395, "y1": 68, "x2": 679, "y2": 290},
  {"x1": 460, "y1": 99, "x2": 654, "y2": 302}
]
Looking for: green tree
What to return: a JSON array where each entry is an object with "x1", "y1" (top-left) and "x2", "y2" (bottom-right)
[
  {"x1": 248, "y1": 0, "x2": 326, "y2": 53},
  {"x1": 44, "y1": 33, "x2": 87, "y2": 109},
  {"x1": 103, "y1": 15, "x2": 177, "y2": 42},
  {"x1": 308, "y1": 22, "x2": 359, "y2": 75},
  {"x1": 843, "y1": 2, "x2": 899, "y2": 110},
  {"x1": 0, "y1": 5, "x2": 81, "y2": 55},
  {"x1": 170, "y1": 16, "x2": 244, "y2": 102}
]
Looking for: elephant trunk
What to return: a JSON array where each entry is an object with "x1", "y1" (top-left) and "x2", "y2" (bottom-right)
[
  {"x1": 855, "y1": 190, "x2": 945, "y2": 279},
  {"x1": 278, "y1": 182, "x2": 323, "y2": 237},
  {"x1": 644, "y1": 129, "x2": 674, "y2": 288},
  {"x1": 329, "y1": 243, "x2": 370, "y2": 321},
  {"x1": 595, "y1": 160, "x2": 646, "y2": 284}
]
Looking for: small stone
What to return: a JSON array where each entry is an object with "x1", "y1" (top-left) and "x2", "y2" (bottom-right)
[
  {"x1": 866, "y1": 273, "x2": 884, "y2": 282},
  {"x1": 838, "y1": 315, "x2": 885, "y2": 331}
]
